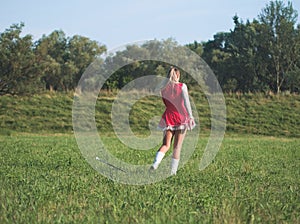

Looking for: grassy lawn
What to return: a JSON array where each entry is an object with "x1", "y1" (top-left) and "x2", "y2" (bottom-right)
[
  {"x1": 0, "y1": 134, "x2": 299, "y2": 223},
  {"x1": 0, "y1": 92, "x2": 299, "y2": 222}
]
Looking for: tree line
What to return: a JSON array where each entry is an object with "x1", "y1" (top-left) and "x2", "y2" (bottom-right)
[
  {"x1": 196, "y1": 0, "x2": 300, "y2": 93},
  {"x1": 0, "y1": 23, "x2": 106, "y2": 95},
  {"x1": 0, "y1": 0, "x2": 299, "y2": 95}
]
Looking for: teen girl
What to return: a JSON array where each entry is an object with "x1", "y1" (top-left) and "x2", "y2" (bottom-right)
[{"x1": 151, "y1": 67, "x2": 195, "y2": 175}]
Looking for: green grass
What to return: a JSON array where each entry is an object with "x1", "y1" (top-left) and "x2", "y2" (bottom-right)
[
  {"x1": 1, "y1": 91, "x2": 300, "y2": 137},
  {"x1": 0, "y1": 91, "x2": 299, "y2": 222},
  {"x1": 0, "y1": 134, "x2": 299, "y2": 223},
  {"x1": 224, "y1": 93, "x2": 300, "y2": 136},
  {"x1": 0, "y1": 93, "x2": 73, "y2": 134}
]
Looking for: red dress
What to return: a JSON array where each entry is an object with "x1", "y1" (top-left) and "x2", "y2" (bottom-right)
[{"x1": 158, "y1": 82, "x2": 191, "y2": 131}]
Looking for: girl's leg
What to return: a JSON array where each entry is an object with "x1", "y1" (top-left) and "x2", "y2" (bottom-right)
[
  {"x1": 172, "y1": 129, "x2": 187, "y2": 159},
  {"x1": 151, "y1": 130, "x2": 174, "y2": 170},
  {"x1": 159, "y1": 130, "x2": 174, "y2": 153},
  {"x1": 171, "y1": 129, "x2": 187, "y2": 175}
]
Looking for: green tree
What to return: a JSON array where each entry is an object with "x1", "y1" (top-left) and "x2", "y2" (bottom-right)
[
  {"x1": 35, "y1": 30, "x2": 68, "y2": 91},
  {"x1": 186, "y1": 41, "x2": 203, "y2": 56},
  {"x1": 285, "y1": 23, "x2": 300, "y2": 92},
  {"x1": 68, "y1": 35, "x2": 106, "y2": 89},
  {"x1": 35, "y1": 31, "x2": 106, "y2": 91},
  {"x1": 258, "y1": 0, "x2": 299, "y2": 93},
  {"x1": 83, "y1": 39, "x2": 202, "y2": 92},
  {"x1": 0, "y1": 23, "x2": 41, "y2": 95},
  {"x1": 201, "y1": 32, "x2": 232, "y2": 91},
  {"x1": 225, "y1": 17, "x2": 270, "y2": 92},
  {"x1": 201, "y1": 1, "x2": 300, "y2": 93}
]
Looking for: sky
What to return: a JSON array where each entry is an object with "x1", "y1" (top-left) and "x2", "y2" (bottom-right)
[{"x1": 1, "y1": 0, "x2": 300, "y2": 49}]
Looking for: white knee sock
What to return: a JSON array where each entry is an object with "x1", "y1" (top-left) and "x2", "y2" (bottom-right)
[
  {"x1": 171, "y1": 158, "x2": 180, "y2": 175},
  {"x1": 151, "y1": 151, "x2": 165, "y2": 169}
]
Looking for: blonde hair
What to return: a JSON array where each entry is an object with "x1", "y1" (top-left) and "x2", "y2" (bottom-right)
[
  {"x1": 168, "y1": 66, "x2": 180, "y2": 83},
  {"x1": 156, "y1": 66, "x2": 180, "y2": 92}
]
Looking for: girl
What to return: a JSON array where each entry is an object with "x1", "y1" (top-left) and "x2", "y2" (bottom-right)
[{"x1": 151, "y1": 66, "x2": 195, "y2": 175}]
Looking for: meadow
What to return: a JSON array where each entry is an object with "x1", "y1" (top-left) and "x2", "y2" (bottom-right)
[
  {"x1": 0, "y1": 134, "x2": 299, "y2": 223},
  {"x1": 0, "y1": 92, "x2": 300, "y2": 223},
  {"x1": 1, "y1": 90, "x2": 300, "y2": 137}
]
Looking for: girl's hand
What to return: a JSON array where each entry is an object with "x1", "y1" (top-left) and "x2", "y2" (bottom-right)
[{"x1": 188, "y1": 117, "x2": 195, "y2": 130}]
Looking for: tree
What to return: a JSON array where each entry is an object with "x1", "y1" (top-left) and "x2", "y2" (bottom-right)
[
  {"x1": 258, "y1": 0, "x2": 299, "y2": 93},
  {"x1": 35, "y1": 31, "x2": 106, "y2": 91},
  {"x1": 68, "y1": 35, "x2": 106, "y2": 89},
  {"x1": 201, "y1": 32, "x2": 233, "y2": 91},
  {"x1": 81, "y1": 39, "x2": 203, "y2": 92},
  {"x1": 35, "y1": 30, "x2": 68, "y2": 91},
  {"x1": 186, "y1": 41, "x2": 203, "y2": 56},
  {"x1": 285, "y1": 23, "x2": 300, "y2": 92},
  {"x1": 224, "y1": 17, "x2": 270, "y2": 92},
  {"x1": 200, "y1": 1, "x2": 300, "y2": 94},
  {"x1": 0, "y1": 23, "x2": 42, "y2": 95}
]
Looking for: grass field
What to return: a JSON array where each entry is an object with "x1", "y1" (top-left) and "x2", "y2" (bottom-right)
[
  {"x1": 0, "y1": 92, "x2": 299, "y2": 223},
  {"x1": 1, "y1": 91, "x2": 300, "y2": 137},
  {"x1": 0, "y1": 134, "x2": 299, "y2": 223}
]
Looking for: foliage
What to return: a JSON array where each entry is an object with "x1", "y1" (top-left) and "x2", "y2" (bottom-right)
[
  {"x1": 0, "y1": 24, "x2": 106, "y2": 95},
  {"x1": 35, "y1": 32, "x2": 106, "y2": 91},
  {"x1": 0, "y1": 1, "x2": 299, "y2": 95},
  {"x1": 85, "y1": 39, "x2": 199, "y2": 92},
  {"x1": 199, "y1": 0, "x2": 300, "y2": 93},
  {"x1": 0, "y1": 23, "x2": 43, "y2": 95}
]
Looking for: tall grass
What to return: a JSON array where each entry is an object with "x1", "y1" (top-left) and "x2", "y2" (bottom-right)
[{"x1": 0, "y1": 91, "x2": 299, "y2": 137}]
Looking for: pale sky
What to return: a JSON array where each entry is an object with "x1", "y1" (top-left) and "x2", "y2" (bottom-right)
[{"x1": 1, "y1": 0, "x2": 299, "y2": 49}]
